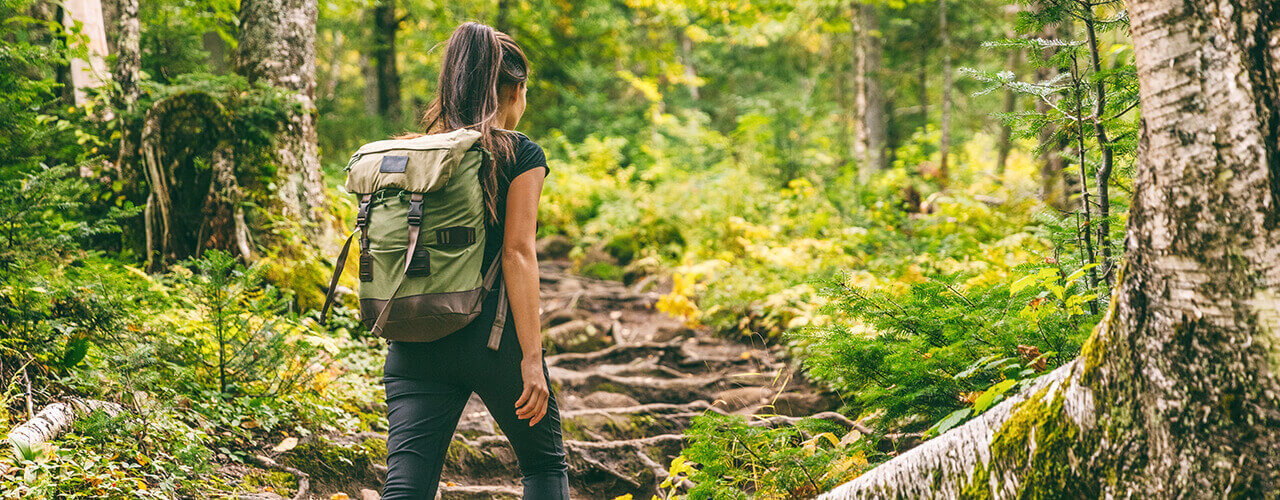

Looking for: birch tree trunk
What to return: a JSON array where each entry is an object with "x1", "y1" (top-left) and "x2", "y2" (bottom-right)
[
  {"x1": 61, "y1": 0, "x2": 110, "y2": 106},
  {"x1": 236, "y1": 0, "x2": 331, "y2": 243},
  {"x1": 819, "y1": 0, "x2": 1280, "y2": 496}
]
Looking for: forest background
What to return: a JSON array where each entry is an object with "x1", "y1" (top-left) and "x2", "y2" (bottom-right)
[{"x1": 0, "y1": 0, "x2": 1139, "y2": 497}]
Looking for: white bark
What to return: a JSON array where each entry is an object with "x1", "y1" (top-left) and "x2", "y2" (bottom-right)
[
  {"x1": 7, "y1": 399, "x2": 124, "y2": 451},
  {"x1": 61, "y1": 0, "x2": 110, "y2": 106},
  {"x1": 818, "y1": 363, "x2": 1085, "y2": 499}
]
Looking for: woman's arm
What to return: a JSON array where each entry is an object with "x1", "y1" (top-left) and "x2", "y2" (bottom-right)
[{"x1": 503, "y1": 166, "x2": 549, "y2": 426}]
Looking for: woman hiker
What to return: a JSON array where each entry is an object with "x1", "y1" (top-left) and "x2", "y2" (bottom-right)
[{"x1": 380, "y1": 21, "x2": 569, "y2": 499}]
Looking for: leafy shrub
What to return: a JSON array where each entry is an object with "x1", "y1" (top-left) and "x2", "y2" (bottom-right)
[
  {"x1": 163, "y1": 250, "x2": 318, "y2": 397},
  {"x1": 792, "y1": 264, "x2": 1098, "y2": 430},
  {"x1": 672, "y1": 413, "x2": 875, "y2": 500}
]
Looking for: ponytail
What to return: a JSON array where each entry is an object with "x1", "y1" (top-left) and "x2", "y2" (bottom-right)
[{"x1": 418, "y1": 22, "x2": 529, "y2": 224}]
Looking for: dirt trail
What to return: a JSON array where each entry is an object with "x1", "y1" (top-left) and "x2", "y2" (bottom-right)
[{"x1": 253, "y1": 258, "x2": 842, "y2": 500}]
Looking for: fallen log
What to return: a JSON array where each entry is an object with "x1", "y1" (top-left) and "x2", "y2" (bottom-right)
[{"x1": 6, "y1": 398, "x2": 124, "y2": 452}]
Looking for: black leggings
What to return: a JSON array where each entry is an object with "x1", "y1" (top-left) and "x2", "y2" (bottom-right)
[{"x1": 381, "y1": 321, "x2": 569, "y2": 499}]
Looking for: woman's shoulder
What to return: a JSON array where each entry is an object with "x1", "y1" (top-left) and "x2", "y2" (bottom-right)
[
  {"x1": 505, "y1": 130, "x2": 541, "y2": 152},
  {"x1": 505, "y1": 131, "x2": 547, "y2": 177}
]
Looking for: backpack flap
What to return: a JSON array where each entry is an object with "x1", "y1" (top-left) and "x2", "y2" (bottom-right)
[{"x1": 344, "y1": 128, "x2": 482, "y2": 195}]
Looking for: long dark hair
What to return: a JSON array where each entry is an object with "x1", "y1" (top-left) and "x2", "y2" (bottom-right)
[{"x1": 418, "y1": 22, "x2": 529, "y2": 224}]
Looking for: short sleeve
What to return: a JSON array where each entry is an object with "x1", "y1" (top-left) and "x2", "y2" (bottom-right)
[{"x1": 509, "y1": 134, "x2": 549, "y2": 181}]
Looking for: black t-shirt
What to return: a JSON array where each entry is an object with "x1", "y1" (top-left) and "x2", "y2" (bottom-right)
[{"x1": 458, "y1": 131, "x2": 547, "y2": 344}]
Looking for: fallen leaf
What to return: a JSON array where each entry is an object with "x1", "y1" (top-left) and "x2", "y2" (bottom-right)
[
  {"x1": 330, "y1": 494, "x2": 350, "y2": 500},
  {"x1": 240, "y1": 418, "x2": 259, "y2": 429},
  {"x1": 273, "y1": 437, "x2": 298, "y2": 452},
  {"x1": 739, "y1": 351, "x2": 753, "y2": 360}
]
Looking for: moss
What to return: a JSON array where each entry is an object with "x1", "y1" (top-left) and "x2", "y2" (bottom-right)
[
  {"x1": 984, "y1": 386, "x2": 1086, "y2": 499},
  {"x1": 582, "y1": 261, "x2": 625, "y2": 281},
  {"x1": 282, "y1": 437, "x2": 383, "y2": 486},
  {"x1": 1079, "y1": 333, "x2": 1106, "y2": 383},
  {"x1": 593, "y1": 382, "x2": 624, "y2": 394},
  {"x1": 560, "y1": 417, "x2": 591, "y2": 441},
  {"x1": 958, "y1": 460, "x2": 993, "y2": 500},
  {"x1": 243, "y1": 470, "x2": 296, "y2": 497}
]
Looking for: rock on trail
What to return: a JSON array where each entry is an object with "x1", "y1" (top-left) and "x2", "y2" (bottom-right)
[{"x1": 263, "y1": 256, "x2": 842, "y2": 499}]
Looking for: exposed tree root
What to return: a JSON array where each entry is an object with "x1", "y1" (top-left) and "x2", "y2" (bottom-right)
[{"x1": 248, "y1": 454, "x2": 311, "y2": 500}]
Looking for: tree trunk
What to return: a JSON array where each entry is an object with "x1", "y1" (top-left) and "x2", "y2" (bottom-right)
[
  {"x1": 198, "y1": 144, "x2": 253, "y2": 261},
  {"x1": 849, "y1": 1, "x2": 867, "y2": 174},
  {"x1": 236, "y1": 0, "x2": 331, "y2": 244},
  {"x1": 100, "y1": 0, "x2": 118, "y2": 54},
  {"x1": 361, "y1": 52, "x2": 379, "y2": 116},
  {"x1": 1083, "y1": 12, "x2": 1115, "y2": 287},
  {"x1": 113, "y1": 0, "x2": 143, "y2": 254},
  {"x1": 937, "y1": 0, "x2": 952, "y2": 186},
  {"x1": 1036, "y1": 12, "x2": 1071, "y2": 212},
  {"x1": 371, "y1": 0, "x2": 402, "y2": 126},
  {"x1": 61, "y1": 0, "x2": 110, "y2": 106},
  {"x1": 853, "y1": 2, "x2": 887, "y2": 180},
  {"x1": 678, "y1": 28, "x2": 700, "y2": 101},
  {"x1": 995, "y1": 23, "x2": 1020, "y2": 179},
  {"x1": 818, "y1": 0, "x2": 1280, "y2": 496},
  {"x1": 7, "y1": 399, "x2": 124, "y2": 448}
]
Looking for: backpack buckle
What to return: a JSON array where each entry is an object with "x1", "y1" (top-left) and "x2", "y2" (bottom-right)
[
  {"x1": 359, "y1": 251, "x2": 374, "y2": 282},
  {"x1": 356, "y1": 195, "x2": 372, "y2": 228},
  {"x1": 407, "y1": 193, "x2": 423, "y2": 226},
  {"x1": 406, "y1": 245, "x2": 431, "y2": 277}
]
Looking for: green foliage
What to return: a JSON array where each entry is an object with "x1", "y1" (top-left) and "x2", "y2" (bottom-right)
[
  {"x1": 793, "y1": 264, "x2": 1097, "y2": 430},
  {"x1": 168, "y1": 250, "x2": 317, "y2": 397},
  {"x1": 1, "y1": 408, "x2": 211, "y2": 498},
  {"x1": 674, "y1": 413, "x2": 875, "y2": 499}
]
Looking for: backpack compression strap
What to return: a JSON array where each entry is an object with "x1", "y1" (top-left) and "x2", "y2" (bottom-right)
[{"x1": 320, "y1": 194, "x2": 373, "y2": 325}]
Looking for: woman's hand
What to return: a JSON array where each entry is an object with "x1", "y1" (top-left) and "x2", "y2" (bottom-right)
[{"x1": 514, "y1": 356, "x2": 549, "y2": 426}]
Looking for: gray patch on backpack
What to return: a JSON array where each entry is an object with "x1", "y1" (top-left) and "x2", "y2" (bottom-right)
[{"x1": 380, "y1": 155, "x2": 409, "y2": 173}]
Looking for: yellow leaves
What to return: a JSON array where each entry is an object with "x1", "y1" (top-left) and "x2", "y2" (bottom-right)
[
  {"x1": 612, "y1": 495, "x2": 634, "y2": 500},
  {"x1": 660, "y1": 455, "x2": 696, "y2": 489},
  {"x1": 685, "y1": 24, "x2": 710, "y2": 43},
  {"x1": 656, "y1": 289, "x2": 700, "y2": 327},
  {"x1": 616, "y1": 70, "x2": 663, "y2": 103},
  {"x1": 330, "y1": 494, "x2": 350, "y2": 500},
  {"x1": 801, "y1": 432, "x2": 840, "y2": 455},
  {"x1": 820, "y1": 451, "x2": 869, "y2": 483}
]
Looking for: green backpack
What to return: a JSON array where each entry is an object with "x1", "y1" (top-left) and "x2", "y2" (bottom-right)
[{"x1": 321, "y1": 128, "x2": 506, "y2": 350}]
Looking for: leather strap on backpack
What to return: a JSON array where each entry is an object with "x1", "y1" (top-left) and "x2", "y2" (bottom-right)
[
  {"x1": 320, "y1": 194, "x2": 373, "y2": 325},
  {"x1": 319, "y1": 230, "x2": 356, "y2": 325},
  {"x1": 370, "y1": 194, "x2": 427, "y2": 337},
  {"x1": 480, "y1": 250, "x2": 505, "y2": 351}
]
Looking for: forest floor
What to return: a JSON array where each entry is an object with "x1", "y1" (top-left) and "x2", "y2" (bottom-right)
[{"x1": 230, "y1": 254, "x2": 844, "y2": 500}]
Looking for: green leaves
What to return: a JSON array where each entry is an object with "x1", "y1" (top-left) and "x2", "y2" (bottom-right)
[
  {"x1": 973, "y1": 379, "x2": 1016, "y2": 412},
  {"x1": 930, "y1": 408, "x2": 972, "y2": 436}
]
